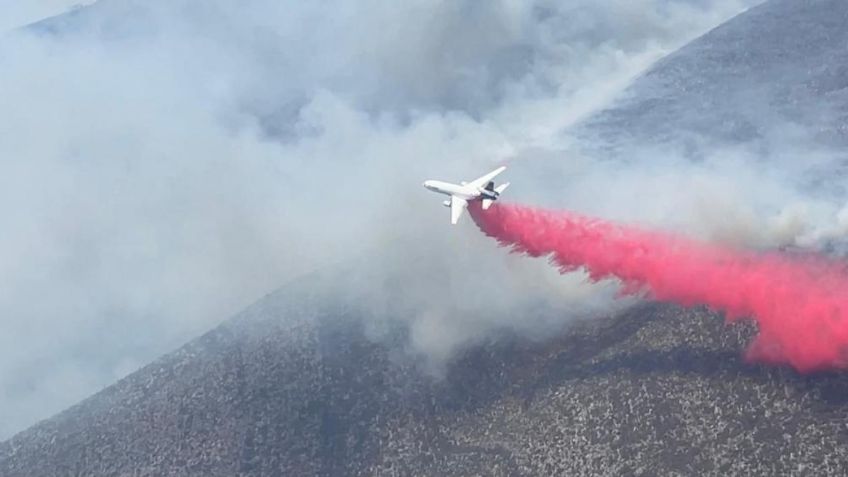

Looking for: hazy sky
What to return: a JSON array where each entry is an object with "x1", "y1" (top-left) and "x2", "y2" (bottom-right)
[{"x1": 0, "y1": 0, "x2": 795, "y2": 440}]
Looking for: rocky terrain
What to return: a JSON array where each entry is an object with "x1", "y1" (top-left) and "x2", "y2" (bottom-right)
[
  {"x1": 4, "y1": 0, "x2": 848, "y2": 475},
  {"x1": 3, "y1": 281, "x2": 848, "y2": 476},
  {"x1": 579, "y1": 0, "x2": 848, "y2": 156}
]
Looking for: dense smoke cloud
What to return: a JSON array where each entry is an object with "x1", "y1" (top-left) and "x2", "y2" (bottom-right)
[{"x1": 0, "y1": 0, "x2": 764, "y2": 438}]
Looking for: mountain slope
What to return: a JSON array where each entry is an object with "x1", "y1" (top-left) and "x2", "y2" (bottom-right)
[
  {"x1": 3, "y1": 284, "x2": 848, "y2": 476},
  {"x1": 578, "y1": 0, "x2": 848, "y2": 156}
]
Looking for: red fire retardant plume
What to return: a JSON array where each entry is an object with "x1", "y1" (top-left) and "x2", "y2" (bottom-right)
[{"x1": 469, "y1": 202, "x2": 848, "y2": 373}]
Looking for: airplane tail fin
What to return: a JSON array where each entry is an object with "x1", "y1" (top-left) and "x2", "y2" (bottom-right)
[{"x1": 482, "y1": 182, "x2": 510, "y2": 210}]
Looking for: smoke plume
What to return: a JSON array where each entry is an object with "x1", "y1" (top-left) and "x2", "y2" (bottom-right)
[{"x1": 0, "y1": 0, "x2": 766, "y2": 438}]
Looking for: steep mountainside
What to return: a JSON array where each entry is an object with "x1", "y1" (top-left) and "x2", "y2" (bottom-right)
[
  {"x1": 3, "y1": 283, "x2": 848, "y2": 476},
  {"x1": 578, "y1": 0, "x2": 848, "y2": 157}
]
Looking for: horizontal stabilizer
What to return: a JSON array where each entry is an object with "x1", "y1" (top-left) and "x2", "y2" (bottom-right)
[
  {"x1": 482, "y1": 199, "x2": 494, "y2": 210},
  {"x1": 494, "y1": 182, "x2": 510, "y2": 194}
]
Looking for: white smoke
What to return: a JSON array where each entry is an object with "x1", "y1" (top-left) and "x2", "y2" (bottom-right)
[{"x1": 0, "y1": 0, "x2": 768, "y2": 439}]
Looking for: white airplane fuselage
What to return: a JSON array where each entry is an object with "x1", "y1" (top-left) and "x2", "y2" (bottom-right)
[
  {"x1": 422, "y1": 180, "x2": 498, "y2": 202},
  {"x1": 422, "y1": 166, "x2": 509, "y2": 224}
]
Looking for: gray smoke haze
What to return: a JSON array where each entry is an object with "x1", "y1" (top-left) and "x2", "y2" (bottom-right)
[
  {"x1": 0, "y1": 0, "x2": 777, "y2": 439},
  {"x1": 0, "y1": 1, "x2": 94, "y2": 32}
]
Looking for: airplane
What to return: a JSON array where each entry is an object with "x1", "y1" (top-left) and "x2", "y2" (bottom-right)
[{"x1": 423, "y1": 166, "x2": 510, "y2": 224}]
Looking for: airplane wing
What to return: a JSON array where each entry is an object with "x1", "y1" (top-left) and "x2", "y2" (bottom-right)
[
  {"x1": 450, "y1": 196, "x2": 468, "y2": 224},
  {"x1": 468, "y1": 166, "x2": 506, "y2": 188}
]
